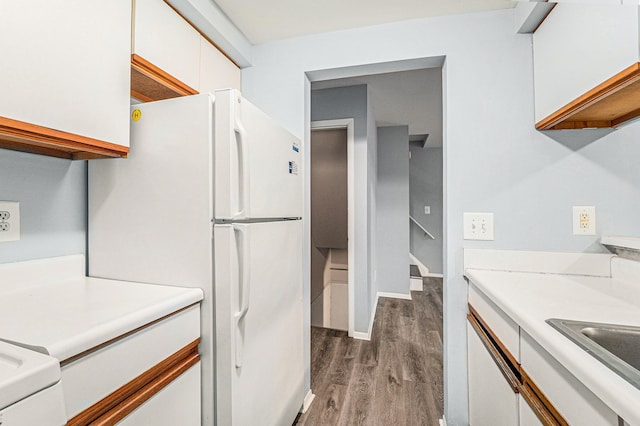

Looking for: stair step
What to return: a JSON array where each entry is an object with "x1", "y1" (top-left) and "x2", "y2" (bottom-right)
[{"x1": 410, "y1": 264, "x2": 421, "y2": 278}]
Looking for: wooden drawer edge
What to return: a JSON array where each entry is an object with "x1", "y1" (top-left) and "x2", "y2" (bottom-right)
[
  {"x1": 468, "y1": 307, "x2": 520, "y2": 393},
  {"x1": 468, "y1": 304, "x2": 520, "y2": 374},
  {"x1": 521, "y1": 370, "x2": 569, "y2": 426},
  {"x1": 68, "y1": 338, "x2": 200, "y2": 426}
]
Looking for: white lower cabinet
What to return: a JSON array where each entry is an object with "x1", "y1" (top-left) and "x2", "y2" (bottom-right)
[
  {"x1": 118, "y1": 361, "x2": 201, "y2": 426},
  {"x1": 65, "y1": 305, "x2": 202, "y2": 425},
  {"x1": 518, "y1": 397, "x2": 542, "y2": 426},
  {"x1": 468, "y1": 280, "x2": 623, "y2": 426},
  {"x1": 468, "y1": 322, "x2": 519, "y2": 426},
  {"x1": 521, "y1": 332, "x2": 618, "y2": 426}
]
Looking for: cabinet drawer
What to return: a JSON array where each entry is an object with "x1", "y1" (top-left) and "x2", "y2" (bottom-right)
[
  {"x1": 62, "y1": 304, "x2": 200, "y2": 419},
  {"x1": 469, "y1": 283, "x2": 520, "y2": 361},
  {"x1": 117, "y1": 361, "x2": 201, "y2": 426},
  {"x1": 520, "y1": 331, "x2": 617, "y2": 426}
]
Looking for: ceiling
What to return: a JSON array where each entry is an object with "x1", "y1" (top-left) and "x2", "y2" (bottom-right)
[
  {"x1": 214, "y1": 0, "x2": 516, "y2": 44},
  {"x1": 312, "y1": 68, "x2": 443, "y2": 148}
]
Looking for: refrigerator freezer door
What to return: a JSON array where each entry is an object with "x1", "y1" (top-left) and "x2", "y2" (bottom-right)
[
  {"x1": 214, "y1": 89, "x2": 302, "y2": 220},
  {"x1": 214, "y1": 221, "x2": 304, "y2": 426}
]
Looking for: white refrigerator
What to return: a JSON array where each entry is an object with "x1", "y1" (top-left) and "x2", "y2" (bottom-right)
[{"x1": 88, "y1": 89, "x2": 304, "y2": 426}]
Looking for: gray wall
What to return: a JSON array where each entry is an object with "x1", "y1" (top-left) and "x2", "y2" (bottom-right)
[
  {"x1": 410, "y1": 147, "x2": 443, "y2": 274},
  {"x1": 0, "y1": 150, "x2": 87, "y2": 263},
  {"x1": 310, "y1": 128, "x2": 347, "y2": 307},
  {"x1": 311, "y1": 85, "x2": 376, "y2": 334},
  {"x1": 241, "y1": 9, "x2": 640, "y2": 424},
  {"x1": 376, "y1": 126, "x2": 410, "y2": 295}
]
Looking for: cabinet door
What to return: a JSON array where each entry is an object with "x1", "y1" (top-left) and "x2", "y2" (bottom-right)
[
  {"x1": 133, "y1": 0, "x2": 201, "y2": 91},
  {"x1": 117, "y1": 362, "x2": 201, "y2": 426},
  {"x1": 0, "y1": 0, "x2": 130, "y2": 148},
  {"x1": 468, "y1": 322, "x2": 519, "y2": 426},
  {"x1": 519, "y1": 397, "x2": 543, "y2": 426},
  {"x1": 199, "y1": 37, "x2": 241, "y2": 93},
  {"x1": 533, "y1": 3, "x2": 639, "y2": 123}
]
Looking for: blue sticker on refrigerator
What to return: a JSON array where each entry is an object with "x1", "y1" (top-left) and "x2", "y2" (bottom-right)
[{"x1": 288, "y1": 161, "x2": 299, "y2": 175}]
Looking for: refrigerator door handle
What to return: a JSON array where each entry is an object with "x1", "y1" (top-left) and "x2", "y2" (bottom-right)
[
  {"x1": 233, "y1": 118, "x2": 250, "y2": 219},
  {"x1": 233, "y1": 223, "x2": 251, "y2": 368}
]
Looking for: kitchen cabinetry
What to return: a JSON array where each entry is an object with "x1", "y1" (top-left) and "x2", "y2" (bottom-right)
[
  {"x1": 132, "y1": 0, "x2": 201, "y2": 101},
  {"x1": 66, "y1": 305, "x2": 201, "y2": 425},
  {"x1": 131, "y1": 0, "x2": 241, "y2": 102},
  {"x1": 199, "y1": 37, "x2": 241, "y2": 94},
  {"x1": 533, "y1": 3, "x2": 640, "y2": 130},
  {"x1": 467, "y1": 317, "x2": 519, "y2": 425},
  {"x1": 468, "y1": 278, "x2": 621, "y2": 425},
  {"x1": 0, "y1": 0, "x2": 130, "y2": 159}
]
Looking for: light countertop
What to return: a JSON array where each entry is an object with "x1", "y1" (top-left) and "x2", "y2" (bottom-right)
[{"x1": 465, "y1": 267, "x2": 640, "y2": 425}]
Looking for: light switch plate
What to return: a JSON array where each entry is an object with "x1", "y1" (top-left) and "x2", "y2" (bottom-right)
[
  {"x1": 464, "y1": 212, "x2": 494, "y2": 240},
  {"x1": 424, "y1": 206, "x2": 431, "y2": 215},
  {"x1": 573, "y1": 206, "x2": 596, "y2": 235},
  {"x1": 0, "y1": 201, "x2": 20, "y2": 242}
]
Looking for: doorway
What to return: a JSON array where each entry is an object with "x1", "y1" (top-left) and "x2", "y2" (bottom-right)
[{"x1": 309, "y1": 120, "x2": 355, "y2": 335}]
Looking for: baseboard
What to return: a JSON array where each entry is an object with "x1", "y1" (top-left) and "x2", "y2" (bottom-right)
[
  {"x1": 301, "y1": 389, "x2": 315, "y2": 413},
  {"x1": 377, "y1": 291, "x2": 412, "y2": 300},
  {"x1": 410, "y1": 277, "x2": 423, "y2": 291},
  {"x1": 439, "y1": 416, "x2": 447, "y2": 426},
  {"x1": 353, "y1": 293, "x2": 379, "y2": 341},
  {"x1": 424, "y1": 273, "x2": 444, "y2": 278},
  {"x1": 410, "y1": 253, "x2": 430, "y2": 276}
]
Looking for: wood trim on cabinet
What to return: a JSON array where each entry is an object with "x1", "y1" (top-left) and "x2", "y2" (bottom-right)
[
  {"x1": 467, "y1": 308, "x2": 520, "y2": 393},
  {"x1": 536, "y1": 62, "x2": 640, "y2": 130},
  {"x1": 468, "y1": 304, "x2": 520, "y2": 373},
  {"x1": 67, "y1": 338, "x2": 200, "y2": 426},
  {"x1": 130, "y1": 54, "x2": 199, "y2": 102},
  {"x1": 521, "y1": 370, "x2": 569, "y2": 426},
  {"x1": 0, "y1": 116, "x2": 129, "y2": 160}
]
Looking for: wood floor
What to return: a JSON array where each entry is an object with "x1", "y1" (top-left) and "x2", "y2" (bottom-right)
[{"x1": 295, "y1": 277, "x2": 443, "y2": 426}]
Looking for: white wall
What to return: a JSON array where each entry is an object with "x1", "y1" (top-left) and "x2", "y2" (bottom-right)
[
  {"x1": 377, "y1": 126, "x2": 410, "y2": 295},
  {"x1": 242, "y1": 9, "x2": 640, "y2": 424},
  {"x1": 410, "y1": 147, "x2": 443, "y2": 274},
  {"x1": 0, "y1": 150, "x2": 86, "y2": 263}
]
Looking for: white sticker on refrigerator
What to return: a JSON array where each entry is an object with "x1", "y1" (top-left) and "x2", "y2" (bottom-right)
[{"x1": 288, "y1": 161, "x2": 299, "y2": 175}]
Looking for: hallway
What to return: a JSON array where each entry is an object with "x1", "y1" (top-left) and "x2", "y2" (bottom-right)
[{"x1": 296, "y1": 277, "x2": 444, "y2": 426}]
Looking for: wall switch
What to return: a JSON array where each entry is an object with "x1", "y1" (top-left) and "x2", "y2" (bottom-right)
[
  {"x1": 424, "y1": 206, "x2": 431, "y2": 215},
  {"x1": 573, "y1": 206, "x2": 596, "y2": 235},
  {"x1": 463, "y1": 212, "x2": 494, "y2": 240},
  {"x1": 0, "y1": 201, "x2": 20, "y2": 242}
]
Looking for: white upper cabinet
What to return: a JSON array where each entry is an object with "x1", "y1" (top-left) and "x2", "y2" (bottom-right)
[
  {"x1": 133, "y1": 0, "x2": 201, "y2": 92},
  {"x1": 0, "y1": 0, "x2": 131, "y2": 158},
  {"x1": 199, "y1": 37, "x2": 241, "y2": 94},
  {"x1": 533, "y1": 3, "x2": 640, "y2": 130},
  {"x1": 131, "y1": 0, "x2": 241, "y2": 102}
]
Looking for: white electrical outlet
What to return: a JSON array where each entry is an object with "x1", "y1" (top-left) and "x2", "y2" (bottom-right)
[
  {"x1": 573, "y1": 206, "x2": 596, "y2": 235},
  {"x1": 0, "y1": 201, "x2": 20, "y2": 242},
  {"x1": 424, "y1": 206, "x2": 431, "y2": 215},
  {"x1": 463, "y1": 212, "x2": 494, "y2": 240}
]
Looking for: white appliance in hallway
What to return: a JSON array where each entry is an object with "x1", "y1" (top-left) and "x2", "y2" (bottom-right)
[{"x1": 88, "y1": 89, "x2": 304, "y2": 426}]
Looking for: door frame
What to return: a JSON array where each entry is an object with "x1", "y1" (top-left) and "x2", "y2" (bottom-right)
[{"x1": 310, "y1": 119, "x2": 355, "y2": 337}]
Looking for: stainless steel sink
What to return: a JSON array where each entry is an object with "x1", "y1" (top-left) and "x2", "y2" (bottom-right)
[{"x1": 546, "y1": 318, "x2": 640, "y2": 390}]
